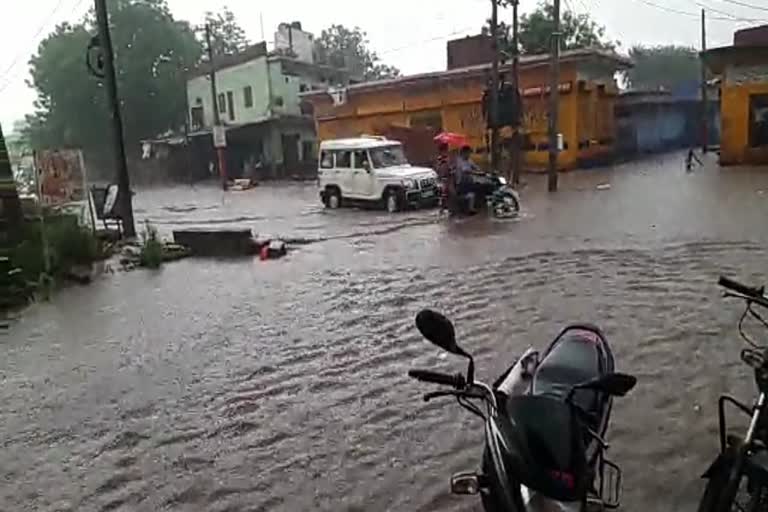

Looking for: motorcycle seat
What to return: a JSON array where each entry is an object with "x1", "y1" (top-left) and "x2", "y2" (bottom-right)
[{"x1": 531, "y1": 330, "x2": 605, "y2": 428}]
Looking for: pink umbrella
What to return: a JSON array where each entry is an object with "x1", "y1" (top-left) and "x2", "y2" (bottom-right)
[{"x1": 433, "y1": 132, "x2": 468, "y2": 148}]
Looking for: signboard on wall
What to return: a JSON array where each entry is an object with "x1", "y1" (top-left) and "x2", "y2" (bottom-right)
[
  {"x1": 36, "y1": 149, "x2": 87, "y2": 206},
  {"x1": 213, "y1": 125, "x2": 227, "y2": 148},
  {"x1": 726, "y1": 65, "x2": 768, "y2": 86}
]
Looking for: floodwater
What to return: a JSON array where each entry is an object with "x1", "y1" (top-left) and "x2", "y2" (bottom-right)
[{"x1": 3, "y1": 151, "x2": 768, "y2": 511}]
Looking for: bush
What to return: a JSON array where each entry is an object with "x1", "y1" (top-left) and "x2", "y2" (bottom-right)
[
  {"x1": 3, "y1": 215, "x2": 99, "y2": 282},
  {"x1": 139, "y1": 221, "x2": 163, "y2": 269}
]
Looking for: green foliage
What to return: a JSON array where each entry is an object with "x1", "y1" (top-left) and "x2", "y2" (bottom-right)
[
  {"x1": 486, "y1": 1, "x2": 615, "y2": 56},
  {"x1": 139, "y1": 220, "x2": 162, "y2": 268},
  {"x1": 3, "y1": 215, "x2": 99, "y2": 283},
  {"x1": 314, "y1": 25, "x2": 400, "y2": 81},
  {"x1": 199, "y1": 6, "x2": 249, "y2": 56},
  {"x1": 25, "y1": 0, "x2": 203, "y2": 158},
  {"x1": 624, "y1": 45, "x2": 700, "y2": 92}
]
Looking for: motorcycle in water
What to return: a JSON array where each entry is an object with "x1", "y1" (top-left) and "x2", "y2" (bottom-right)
[
  {"x1": 408, "y1": 309, "x2": 636, "y2": 511},
  {"x1": 439, "y1": 172, "x2": 520, "y2": 219},
  {"x1": 697, "y1": 277, "x2": 768, "y2": 512}
]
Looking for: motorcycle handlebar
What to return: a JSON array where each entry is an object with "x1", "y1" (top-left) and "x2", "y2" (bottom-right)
[
  {"x1": 408, "y1": 369, "x2": 465, "y2": 388},
  {"x1": 719, "y1": 276, "x2": 765, "y2": 300}
]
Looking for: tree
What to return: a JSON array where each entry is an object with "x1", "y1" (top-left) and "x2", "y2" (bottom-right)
[
  {"x1": 485, "y1": 1, "x2": 615, "y2": 56},
  {"x1": 0, "y1": 123, "x2": 23, "y2": 241},
  {"x1": 624, "y1": 45, "x2": 700, "y2": 92},
  {"x1": 26, "y1": 0, "x2": 202, "y2": 161},
  {"x1": 199, "y1": 6, "x2": 249, "y2": 56},
  {"x1": 314, "y1": 24, "x2": 400, "y2": 81}
]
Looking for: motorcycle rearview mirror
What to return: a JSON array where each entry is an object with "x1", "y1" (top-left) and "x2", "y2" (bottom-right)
[
  {"x1": 569, "y1": 373, "x2": 637, "y2": 401},
  {"x1": 416, "y1": 309, "x2": 462, "y2": 355},
  {"x1": 415, "y1": 309, "x2": 475, "y2": 382}
]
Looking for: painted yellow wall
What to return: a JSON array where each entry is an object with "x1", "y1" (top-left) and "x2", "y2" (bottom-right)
[
  {"x1": 310, "y1": 61, "x2": 618, "y2": 171},
  {"x1": 720, "y1": 82, "x2": 768, "y2": 165}
]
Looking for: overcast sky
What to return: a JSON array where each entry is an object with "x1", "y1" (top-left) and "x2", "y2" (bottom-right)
[{"x1": 0, "y1": 0, "x2": 764, "y2": 130}]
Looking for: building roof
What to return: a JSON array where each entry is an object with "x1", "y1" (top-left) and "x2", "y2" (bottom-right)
[
  {"x1": 187, "y1": 42, "x2": 355, "y2": 80},
  {"x1": 319, "y1": 137, "x2": 401, "y2": 150},
  {"x1": 701, "y1": 45, "x2": 768, "y2": 74},
  {"x1": 301, "y1": 48, "x2": 631, "y2": 99}
]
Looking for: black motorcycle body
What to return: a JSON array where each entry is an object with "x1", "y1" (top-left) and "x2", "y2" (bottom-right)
[{"x1": 408, "y1": 310, "x2": 636, "y2": 511}]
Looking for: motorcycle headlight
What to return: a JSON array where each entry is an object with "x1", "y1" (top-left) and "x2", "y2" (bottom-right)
[
  {"x1": 498, "y1": 176, "x2": 508, "y2": 186},
  {"x1": 402, "y1": 179, "x2": 416, "y2": 189}
]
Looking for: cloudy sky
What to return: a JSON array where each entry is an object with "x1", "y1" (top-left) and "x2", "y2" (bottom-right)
[{"x1": 0, "y1": 0, "x2": 764, "y2": 130}]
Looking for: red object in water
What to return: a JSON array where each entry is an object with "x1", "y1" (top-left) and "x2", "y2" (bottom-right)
[
  {"x1": 260, "y1": 245, "x2": 269, "y2": 261},
  {"x1": 433, "y1": 132, "x2": 468, "y2": 148}
]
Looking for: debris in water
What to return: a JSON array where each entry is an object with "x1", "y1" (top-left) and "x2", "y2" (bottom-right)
[{"x1": 596, "y1": 183, "x2": 611, "y2": 191}]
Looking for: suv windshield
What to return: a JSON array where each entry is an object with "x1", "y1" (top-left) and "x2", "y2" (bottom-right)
[{"x1": 370, "y1": 145, "x2": 408, "y2": 168}]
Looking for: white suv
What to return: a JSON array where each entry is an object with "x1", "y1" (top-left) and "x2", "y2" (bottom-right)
[{"x1": 318, "y1": 137, "x2": 439, "y2": 213}]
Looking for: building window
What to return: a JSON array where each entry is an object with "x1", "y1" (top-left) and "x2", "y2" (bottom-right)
[
  {"x1": 410, "y1": 110, "x2": 443, "y2": 132},
  {"x1": 299, "y1": 83, "x2": 308, "y2": 93},
  {"x1": 218, "y1": 93, "x2": 226, "y2": 114},
  {"x1": 244, "y1": 86, "x2": 253, "y2": 108},
  {"x1": 749, "y1": 94, "x2": 768, "y2": 148},
  {"x1": 285, "y1": 76, "x2": 290, "y2": 84},
  {"x1": 195, "y1": 97, "x2": 203, "y2": 105},
  {"x1": 227, "y1": 91, "x2": 235, "y2": 122},
  {"x1": 190, "y1": 106, "x2": 204, "y2": 130},
  {"x1": 273, "y1": 96, "x2": 284, "y2": 107}
]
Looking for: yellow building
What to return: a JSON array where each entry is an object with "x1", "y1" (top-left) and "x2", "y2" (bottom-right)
[
  {"x1": 702, "y1": 26, "x2": 768, "y2": 166},
  {"x1": 302, "y1": 49, "x2": 630, "y2": 171}
]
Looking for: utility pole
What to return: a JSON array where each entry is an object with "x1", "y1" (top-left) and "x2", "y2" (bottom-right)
[
  {"x1": 94, "y1": 0, "x2": 136, "y2": 237},
  {"x1": 511, "y1": 0, "x2": 522, "y2": 187},
  {"x1": 547, "y1": 0, "x2": 561, "y2": 192},
  {"x1": 490, "y1": 0, "x2": 501, "y2": 171},
  {"x1": 701, "y1": 8, "x2": 709, "y2": 154},
  {"x1": 205, "y1": 24, "x2": 228, "y2": 190}
]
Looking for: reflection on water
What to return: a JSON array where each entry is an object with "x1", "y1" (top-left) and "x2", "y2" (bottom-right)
[{"x1": 2, "y1": 152, "x2": 768, "y2": 511}]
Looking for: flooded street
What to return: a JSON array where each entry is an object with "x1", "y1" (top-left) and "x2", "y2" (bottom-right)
[{"x1": 3, "y1": 151, "x2": 768, "y2": 511}]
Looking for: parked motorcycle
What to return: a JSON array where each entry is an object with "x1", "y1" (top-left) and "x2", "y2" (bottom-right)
[
  {"x1": 440, "y1": 172, "x2": 520, "y2": 219},
  {"x1": 697, "y1": 276, "x2": 768, "y2": 512},
  {"x1": 408, "y1": 309, "x2": 636, "y2": 511}
]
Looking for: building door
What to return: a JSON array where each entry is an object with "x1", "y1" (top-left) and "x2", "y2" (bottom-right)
[
  {"x1": 281, "y1": 134, "x2": 300, "y2": 172},
  {"x1": 749, "y1": 94, "x2": 768, "y2": 148}
]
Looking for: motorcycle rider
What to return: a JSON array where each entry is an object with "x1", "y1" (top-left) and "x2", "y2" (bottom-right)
[{"x1": 455, "y1": 145, "x2": 478, "y2": 213}]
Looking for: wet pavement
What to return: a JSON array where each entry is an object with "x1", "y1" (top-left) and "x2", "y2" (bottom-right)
[{"x1": 3, "y1": 151, "x2": 768, "y2": 511}]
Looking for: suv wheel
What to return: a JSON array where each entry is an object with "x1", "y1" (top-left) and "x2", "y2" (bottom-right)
[
  {"x1": 326, "y1": 188, "x2": 341, "y2": 209},
  {"x1": 386, "y1": 190, "x2": 401, "y2": 213}
]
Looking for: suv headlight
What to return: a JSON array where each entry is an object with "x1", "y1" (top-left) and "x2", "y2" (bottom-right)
[{"x1": 402, "y1": 179, "x2": 416, "y2": 189}]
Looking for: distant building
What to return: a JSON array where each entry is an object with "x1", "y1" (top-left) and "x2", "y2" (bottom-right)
[
  {"x1": 303, "y1": 39, "x2": 630, "y2": 172},
  {"x1": 184, "y1": 27, "x2": 356, "y2": 178},
  {"x1": 702, "y1": 24, "x2": 768, "y2": 166},
  {"x1": 274, "y1": 22, "x2": 314, "y2": 63},
  {"x1": 615, "y1": 90, "x2": 720, "y2": 157},
  {"x1": 447, "y1": 35, "x2": 494, "y2": 69}
]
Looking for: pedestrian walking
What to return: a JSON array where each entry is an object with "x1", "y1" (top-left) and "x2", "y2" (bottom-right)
[{"x1": 686, "y1": 149, "x2": 702, "y2": 173}]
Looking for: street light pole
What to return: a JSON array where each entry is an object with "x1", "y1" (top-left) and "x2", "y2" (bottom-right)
[
  {"x1": 94, "y1": 0, "x2": 136, "y2": 237},
  {"x1": 490, "y1": 0, "x2": 501, "y2": 171},
  {"x1": 547, "y1": 0, "x2": 561, "y2": 192},
  {"x1": 701, "y1": 9, "x2": 709, "y2": 154},
  {"x1": 205, "y1": 24, "x2": 228, "y2": 190},
  {"x1": 511, "y1": 0, "x2": 522, "y2": 187}
]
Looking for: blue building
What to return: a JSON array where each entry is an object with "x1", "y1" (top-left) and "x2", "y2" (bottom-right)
[{"x1": 615, "y1": 89, "x2": 720, "y2": 157}]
